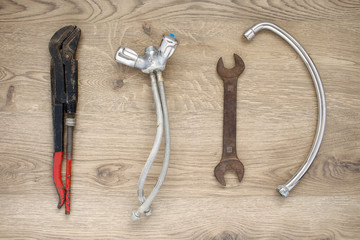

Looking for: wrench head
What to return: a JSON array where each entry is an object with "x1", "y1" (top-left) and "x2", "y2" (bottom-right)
[
  {"x1": 49, "y1": 25, "x2": 77, "y2": 53},
  {"x1": 214, "y1": 159, "x2": 244, "y2": 186},
  {"x1": 217, "y1": 54, "x2": 245, "y2": 79}
]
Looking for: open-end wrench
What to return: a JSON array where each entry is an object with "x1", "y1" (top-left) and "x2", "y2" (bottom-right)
[{"x1": 214, "y1": 54, "x2": 245, "y2": 186}]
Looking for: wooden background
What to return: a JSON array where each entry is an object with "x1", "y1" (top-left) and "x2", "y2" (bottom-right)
[{"x1": 0, "y1": 0, "x2": 359, "y2": 239}]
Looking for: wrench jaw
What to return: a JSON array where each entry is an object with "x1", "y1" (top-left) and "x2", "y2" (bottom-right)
[
  {"x1": 216, "y1": 54, "x2": 245, "y2": 79},
  {"x1": 214, "y1": 159, "x2": 244, "y2": 186},
  {"x1": 49, "y1": 26, "x2": 76, "y2": 52}
]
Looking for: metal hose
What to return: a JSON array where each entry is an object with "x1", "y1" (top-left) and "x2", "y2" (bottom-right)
[
  {"x1": 137, "y1": 72, "x2": 163, "y2": 205},
  {"x1": 132, "y1": 71, "x2": 171, "y2": 220},
  {"x1": 243, "y1": 22, "x2": 326, "y2": 197}
]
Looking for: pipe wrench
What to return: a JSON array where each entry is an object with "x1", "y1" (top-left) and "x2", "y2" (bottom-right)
[{"x1": 49, "y1": 25, "x2": 81, "y2": 214}]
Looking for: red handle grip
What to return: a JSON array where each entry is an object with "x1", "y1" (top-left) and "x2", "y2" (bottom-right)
[
  {"x1": 65, "y1": 153, "x2": 72, "y2": 214},
  {"x1": 53, "y1": 151, "x2": 65, "y2": 208}
]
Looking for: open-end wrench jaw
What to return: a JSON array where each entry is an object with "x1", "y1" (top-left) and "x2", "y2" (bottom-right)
[
  {"x1": 214, "y1": 159, "x2": 244, "y2": 186},
  {"x1": 216, "y1": 54, "x2": 245, "y2": 79}
]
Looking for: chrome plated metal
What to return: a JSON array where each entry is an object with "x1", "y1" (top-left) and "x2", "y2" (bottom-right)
[
  {"x1": 115, "y1": 34, "x2": 177, "y2": 221},
  {"x1": 115, "y1": 35, "x2": 178, "y2": 73},
  {"x1": 243, "y1": 22, "x2": 326, "y2": 197}
]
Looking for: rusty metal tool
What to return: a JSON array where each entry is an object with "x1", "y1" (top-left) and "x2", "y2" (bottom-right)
[
  {"x1": 214, "y1": 54, "x2": 245, "y2": 186},
  {"x1": 49, "y1": 25, "x2": 81, "y2": 214}
]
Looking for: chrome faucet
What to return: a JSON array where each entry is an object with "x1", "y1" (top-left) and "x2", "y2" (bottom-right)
[
  {"x1": 115, "y1": 35, "x2": 178, "y2": 73},
  {"x1": 115, "y1": 34, "x2": 178, "y2": 221}
]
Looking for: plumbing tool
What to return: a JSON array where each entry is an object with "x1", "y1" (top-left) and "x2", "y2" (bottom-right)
[
  {"x1": 115, "y1": 34, "x2": 178, "y2": 220},
  {"x1": 214, "y1": 54, "x2": 245, "y2": 186},
  {"x1": 49, "y1": 25, "x2": 81, "y2": 214},
  {"x1": 243, "y1": 22, "x2": 326, "y2": 197}
]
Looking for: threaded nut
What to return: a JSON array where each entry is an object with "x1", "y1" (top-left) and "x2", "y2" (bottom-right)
[
  {"x1": 131, "y1": 210, "x2": 141, "y2": 221},
  {"x1": 144, "y1": 208, "x2": 152, "y2": 216},
  {"x1": 277, "y1": 185, "x2": 290, "y2": 197}
]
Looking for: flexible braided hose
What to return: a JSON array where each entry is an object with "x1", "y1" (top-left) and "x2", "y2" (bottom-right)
[{"x1": 132, "y1": 71, "x2": 171, "y2": 220}]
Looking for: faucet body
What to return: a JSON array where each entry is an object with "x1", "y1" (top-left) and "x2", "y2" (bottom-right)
[{"x1": 115, "y1": 35, "x2": 178, "y2": 73}]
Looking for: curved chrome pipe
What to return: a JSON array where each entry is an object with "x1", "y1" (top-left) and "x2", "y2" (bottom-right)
[{"x1": 243, "y1": 22, "x2": 326, "y2": 197}]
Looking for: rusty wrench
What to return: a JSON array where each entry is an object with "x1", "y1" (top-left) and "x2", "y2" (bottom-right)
[{"x1": 214, "y1": 54, "x2": 245, "y2": 186}]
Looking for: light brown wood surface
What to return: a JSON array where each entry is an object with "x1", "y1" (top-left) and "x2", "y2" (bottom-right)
[{"x1": 1, "y1": 0, "x2": 359, "y2": 239}]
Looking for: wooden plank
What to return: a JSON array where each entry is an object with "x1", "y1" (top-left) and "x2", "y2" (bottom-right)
[
  {"x1": 0, "y1": 195, "x2": 359, "y2": 239},
  {"x1": 0, "y1": 0, "x2": 359, "y2": 239}
]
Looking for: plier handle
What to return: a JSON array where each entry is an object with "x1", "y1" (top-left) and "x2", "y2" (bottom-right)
[{"x1": 49, "y1": 25, "x2": 81, "y2": 214}]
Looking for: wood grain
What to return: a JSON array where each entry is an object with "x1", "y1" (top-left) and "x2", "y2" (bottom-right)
[{"x1": 0, "y1": 0, "x2": 359, "y2": 239}]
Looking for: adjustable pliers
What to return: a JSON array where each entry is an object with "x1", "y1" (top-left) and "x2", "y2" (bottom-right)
[{"x1": 49, "y1": 25, "x2": 81, "y2": 214}]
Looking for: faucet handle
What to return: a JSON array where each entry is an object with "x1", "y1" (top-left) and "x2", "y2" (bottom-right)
[
  {"x1": 115, "y1": 47, "x2": 139, "y2": 67},
  {"x1": 158, "y1": 35, "x2": 178, "y2": 60}
]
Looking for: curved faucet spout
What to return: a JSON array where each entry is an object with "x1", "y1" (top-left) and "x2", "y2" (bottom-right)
[{"x1": 243, "y1": 22, "x2": 326, "y2": 197}]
